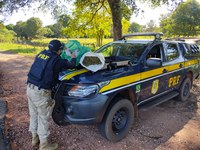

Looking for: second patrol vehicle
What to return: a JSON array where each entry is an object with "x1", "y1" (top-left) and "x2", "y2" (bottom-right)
[{"x1": 52, "y1": 33, "x2": 200, "y2": 142}]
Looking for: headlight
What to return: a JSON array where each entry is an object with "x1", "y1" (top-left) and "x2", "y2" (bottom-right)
[
  {"x1": 68, "y1": 85, "x2": 99, "y2": 97},
  {"x1": 67, "y1": 81, "x2": 110, "y2": 98}
]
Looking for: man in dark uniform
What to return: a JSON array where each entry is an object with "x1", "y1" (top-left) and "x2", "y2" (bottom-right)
[{"x1": 27, "y1": 40, "x2": 76, "y2": 150}]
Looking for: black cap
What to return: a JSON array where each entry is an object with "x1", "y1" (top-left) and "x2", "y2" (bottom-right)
[{"x1": 48, "y1": 40, "x2": 64, "y2": 52}]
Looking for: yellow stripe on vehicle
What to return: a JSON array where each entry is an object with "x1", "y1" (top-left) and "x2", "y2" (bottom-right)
[
  {"x1": 100, "y1": 59, "x2": 199, "y2": 93},
  {"x1": 185, "y1": 59, "x2": 198, "y2": 67},
  {"x1": 99, "y1": 73, "x2": 140, "y2": 92},
  {"x1": 141, "y1": 67, "x2": 164, "y2": 79},
  {"x1": 100, "y1": 67, "x2": 165, "y2": 93},
  {"x1": 62, "y1": 69, "x2": 89, "y2": 80}
]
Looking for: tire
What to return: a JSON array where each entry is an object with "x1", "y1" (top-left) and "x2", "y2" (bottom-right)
[
  {"x1": 52, "y1": 101, "x2": 70, "y2": 126},
  {"x1": 98, "y1": 99, "x2": 134, "y2": 142},
  {"x1": 178, "y1": 78, "x2": 192, "y2": 101}
]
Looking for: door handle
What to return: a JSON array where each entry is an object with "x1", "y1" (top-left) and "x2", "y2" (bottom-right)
[
  {"x1": 179, "y1": 63, "x2": 183, "y2": 68},
  {"x1": 163, "y1": 69, "x2": 168, "y2": 73}
]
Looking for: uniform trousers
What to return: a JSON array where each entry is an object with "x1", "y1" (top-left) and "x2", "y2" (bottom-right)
[{"x1": 27, "y1": 84, "x2": 55, "y2": 143}]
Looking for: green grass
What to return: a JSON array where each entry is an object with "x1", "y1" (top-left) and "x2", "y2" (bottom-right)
[
  {"x1": 32, "y1": 38, "x2": 112, "y2": 45},
  {"x1": 0, "y1": 38, "x2": 113, "y2": 56},
  {"x1": 32, "y1": 38, "x2": 113, "y2": 50},
  {"x1": 0, "y1": 38, "x2": 199, "y2": 57},
  {"x1": 0, "y1": 43, "x2": 44, "y2": 57}
]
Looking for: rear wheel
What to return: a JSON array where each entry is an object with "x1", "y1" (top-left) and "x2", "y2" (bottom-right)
[
  {"x1": 178, "y1": 78, "x2": 192, "y2": 101},
  {"x1": 98, "y1": 99, "x2": 134, "y2": 142}
]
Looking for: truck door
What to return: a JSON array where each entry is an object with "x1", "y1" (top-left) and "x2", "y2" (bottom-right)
[
  {"x1": 162, "y1": 42, "x2": 185, "y2": 91},
  {"x1": 139, "y1": 43, "x2": 170, "y2": 102}
]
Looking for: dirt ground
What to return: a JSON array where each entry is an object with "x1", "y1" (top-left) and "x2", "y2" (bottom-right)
[{"x1": 0, "y1": 51, "x2": 200, "y2": 150}]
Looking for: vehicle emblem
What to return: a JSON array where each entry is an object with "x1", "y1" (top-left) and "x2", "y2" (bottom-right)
[{"x1": 151, "y1": 79, "x2": 159, "y2": 94}]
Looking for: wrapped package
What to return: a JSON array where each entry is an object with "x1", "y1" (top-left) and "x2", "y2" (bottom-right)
[
  {"x1": 80, "y1": 52, "x2": 105, "y2": 72},
  {"x1": 61, "y1": 40, "x2": 91, "y2": 66}
]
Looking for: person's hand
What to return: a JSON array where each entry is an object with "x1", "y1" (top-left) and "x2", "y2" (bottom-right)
[
  {"x1": 71, "y1": 49, "x2": 79, "y2": 58},
  {"x1": 71, "y1": 53, "x2": 76, "y2": 58},
  {"x1": 65, "y1": 49, "x2": 72, "y2": 56}
]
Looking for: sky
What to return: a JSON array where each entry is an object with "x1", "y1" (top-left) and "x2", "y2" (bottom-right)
[
  {"x1": 131, "y1": 1, "x2": 169, "y2": 25},
  {"x1": 1, "y1": 1, "x2": 170, "y2": 27}
]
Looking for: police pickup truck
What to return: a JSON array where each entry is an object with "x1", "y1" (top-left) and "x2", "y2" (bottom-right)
[{"x1": 52, "y1": 33, "x2": 200, "y2": 142}]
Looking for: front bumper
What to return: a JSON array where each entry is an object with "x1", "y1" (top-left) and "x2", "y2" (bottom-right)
[
  {"x1": 53, "y1": 82, "x2": 110, "y2": 125},
  {"x1": 62, "y1": 94, "x2": 109, "y2": 124}
]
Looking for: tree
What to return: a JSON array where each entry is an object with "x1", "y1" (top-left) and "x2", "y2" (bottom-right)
[
  {"x1": 0, "y1": 23, "x2": 15, "y2": 42},
  {"x1": 58, "y1": 14, "x2": 70, "y2": 28},
  {"x1": 47, "y1": 23, "x2": 63, "y2": 38},
  {"x1": 159, "y1": 14, "x2": 174, "y2": 37},
  {"x1": 128, "y1": 22, "x2": 142, "y2": 33},
  {"x1": 0, "y1": 0, "x2": 184, "y2": 40},
  {"x1": 37, "y1": 27, "x2": 54, "y2": 38},
  {"x1": 171, "y1": 0, "x2": 200, "y2": 36},
  {"x1": 160, "y1": 0, "x2": 200, "y2": 37},
  {"x1": 25, "y1": 17, "x2": 42, "y2": 39},
  {"x1": 13, "y1": 21, "x2": 27, "y2": 40},
  {"x1": 6, "y1": 24, "x2": 14, "y2": 30},
  {"x1": 142, "y1": 20, "x2": 160, "y2": 32},
  {"x1": 63, "y1": 1, "x2": 112, "y2": 46}
]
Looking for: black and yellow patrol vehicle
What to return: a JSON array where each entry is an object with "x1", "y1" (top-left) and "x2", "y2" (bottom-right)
[{"x1": 52, "y1": 33, "x2": 200, "y2": 142}]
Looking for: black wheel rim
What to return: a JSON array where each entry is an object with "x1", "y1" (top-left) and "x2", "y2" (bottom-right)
[
  {"x1": 183, "y1": 82, "x2": 190, "y2": 97},
  {"x1": 112, "y1": 108, "x2": 128, "y2": 134}
]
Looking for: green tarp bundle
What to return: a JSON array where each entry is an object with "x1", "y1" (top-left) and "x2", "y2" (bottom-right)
[{"x1": 61, "y1": 40, "x2": 91, "y2": 66}]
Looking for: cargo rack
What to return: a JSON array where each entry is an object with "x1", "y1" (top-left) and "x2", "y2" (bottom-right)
[
  {"x1": 121, "y1": 32, "x2": 163, "y2": 41},
  {"x1": 165, "y1": 37, "x2": 200, "y2": 43}
]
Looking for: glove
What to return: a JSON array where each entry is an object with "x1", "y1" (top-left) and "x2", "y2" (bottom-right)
[
  {"x1": 73, "y1": 49, "x2": 79, "y2": 57},
  {"x1": 65, "y1": 48, "x2": 72, "y2": 56}
]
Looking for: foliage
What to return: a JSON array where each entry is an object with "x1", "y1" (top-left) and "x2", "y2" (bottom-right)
[
  {"x1": 13, "y1": 17, "x2": 43, "y2": 40},
  {"x1": 142, "y1": 20, "x2": 160, "y2": 32},
  {"x1": 64, "y1": 0, "x2": 112, "y2": 46},
  {"x1": 0, "y1": 0, "x2": 184, "y2": 41},
  {"x1": 171, "y1": 0, "x2": 200, "y2": 36},
  {"x1": 159, "y1": 14, "x2": 174, "y2": 37},
  {"x1": 160, "y1": 0, "x2": 200, "y2": 37},
  {"x1": 6, "y1": 24, "x2": 14, "y2": 30},
  {"x1": 25, "y1": 17, "x2": 43, "y2": 39},
  {"x1": 0, "y1": 23, "x2": 15, "y2": 42},
  {"x1": 128, "y1": 22, "x2": 142, "y2": 33},
  {"x1": 58, "y1": 14, "x2": 70, "y2": 28},
  {"x1": 47, "y1": 23, "x2": 64, "y2": 38},
  {"x1": 36, "y1": 27, "x2": 54, "y2": 38},
  {"x1": 13, "y1": 21, "x2": 27, "y2": 40},
  {"x1": 122, "y1": 19, "x2": 131, "y2": 35}
]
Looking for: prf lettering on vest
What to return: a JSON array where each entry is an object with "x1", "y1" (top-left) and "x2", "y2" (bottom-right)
[
  {"x1": 38, "y1": 54, "x2": 49, "y2": 60},
  {"x1": 168, "y1": 75, "x2": 181, "y2": 87}
]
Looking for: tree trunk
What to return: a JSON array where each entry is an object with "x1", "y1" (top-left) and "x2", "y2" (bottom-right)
[
  {"x1": 108, "y1": 0, "x2": 122, "y2": 41},
  {"x1": 96, "y1": 29, "x2": 104, "y2": 47}
]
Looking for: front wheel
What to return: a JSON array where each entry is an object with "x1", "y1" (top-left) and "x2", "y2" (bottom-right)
[
  {"x1": 98, "y1": 99, "x2": 134, "y2": 142},
  {"x1": 178, "y1": 78, "x2": 192, "y2": 101}
]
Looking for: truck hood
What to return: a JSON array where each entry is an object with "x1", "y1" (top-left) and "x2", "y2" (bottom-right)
[{"x1": 59, "y1": 66, "x2": 136, "y2": 84}]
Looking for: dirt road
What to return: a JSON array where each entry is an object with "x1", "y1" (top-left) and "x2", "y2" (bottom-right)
[{"x1": 0, "y1": 51, "x2": 200, "y2": 150}]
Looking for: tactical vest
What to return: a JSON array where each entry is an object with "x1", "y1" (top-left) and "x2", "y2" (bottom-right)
[{"x1": 27, "y1": 50, "x2": 59, "y2": 89}]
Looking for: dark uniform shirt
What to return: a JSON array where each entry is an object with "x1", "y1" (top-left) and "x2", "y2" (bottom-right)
[
  {"x1": 27, "y1": 50, "x2": 76, "y2": 90},
  {"x1": 53, "y1": 57, "x2": 76, "y2": 85}
]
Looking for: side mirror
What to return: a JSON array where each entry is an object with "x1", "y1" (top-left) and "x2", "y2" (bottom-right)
[{"x1": 146, "y1": 58, "x2": 162, "y2": 68}]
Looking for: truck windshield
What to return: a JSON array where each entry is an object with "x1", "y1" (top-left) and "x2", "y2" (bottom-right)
[{"x1": 96, "y1": 43, "x2": 147, "y2": 63}]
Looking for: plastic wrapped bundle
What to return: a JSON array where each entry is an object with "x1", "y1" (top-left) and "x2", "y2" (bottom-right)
[
  {"x1": 80, "y1": 52, "x2": 105, "y2": 72},
  {"x1": 61, "y1": 40, "x2": 91, "y2": 66},
  {"x1": 82, "y1": 56, "x2": 102, "y2": 66}
]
